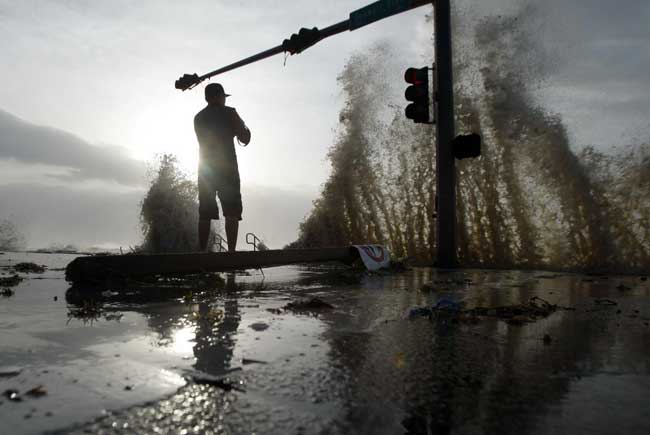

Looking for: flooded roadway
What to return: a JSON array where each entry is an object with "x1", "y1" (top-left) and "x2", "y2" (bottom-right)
[{"x1": 1, "y1": 252, "x2": 649, "y2": 434}]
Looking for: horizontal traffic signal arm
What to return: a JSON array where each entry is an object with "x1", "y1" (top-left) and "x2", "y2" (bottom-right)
[
  {"x1": 175, "y1": 21, "x2": 347, "y2": 91},
  {"x1": 175, "y1": 0, "x2": 432, "y2": 91}
]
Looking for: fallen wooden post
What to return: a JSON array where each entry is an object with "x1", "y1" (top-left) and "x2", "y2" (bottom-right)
[{"x1": 65, "y1": 247, "x2": 360, "y2": 284}]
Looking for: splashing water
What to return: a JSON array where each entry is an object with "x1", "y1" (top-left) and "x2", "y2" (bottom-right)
[
  {"x1": 140, "y1": 154, "x2": 221, "y2": 253},
  {"x1": 292, "y1": 1, "x2": 650, "y2": 273}
]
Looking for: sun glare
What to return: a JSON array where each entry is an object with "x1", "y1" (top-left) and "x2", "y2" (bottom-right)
[{"x1": 172, "y1": 326, "x2": 196, "y2": 355}]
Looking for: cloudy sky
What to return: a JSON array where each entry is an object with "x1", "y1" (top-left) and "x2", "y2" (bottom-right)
[{"x1": 0, "y1": 0, "x2": 648, "y2": 249}]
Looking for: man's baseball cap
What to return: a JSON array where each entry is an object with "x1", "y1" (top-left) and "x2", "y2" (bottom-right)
[{"x1": 205, "y1": 83, "x2": 231, "y2": 99}]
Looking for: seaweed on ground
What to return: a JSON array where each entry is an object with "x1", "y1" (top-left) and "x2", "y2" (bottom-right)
[
  {"x1": 410, "y1": 296, "x2": 574, "y2": 325},
  {"x1": 67, "y1": 300, "x2": 103, "y2": 325},
  {"x1": 283, "y1": 297, "x2": 334, "y2": 312},
  {"x1": 0, "y1": 274, "x2": 22, "y2": 287},
  {"x1": 13, "y1": 262, "x2": 46, "y2": 273},
  {"x1": 463, "y1": 296, "x2": 573, "y2": 325}
]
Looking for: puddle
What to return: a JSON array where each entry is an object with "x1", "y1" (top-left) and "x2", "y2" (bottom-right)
[{"x1": 1, "y1": 252, "x2": 649, "y2": 434}]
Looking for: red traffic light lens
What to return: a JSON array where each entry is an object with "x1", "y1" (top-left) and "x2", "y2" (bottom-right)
[{"x1": 404, "y1": 67, "x2": 428, "y2": 84}]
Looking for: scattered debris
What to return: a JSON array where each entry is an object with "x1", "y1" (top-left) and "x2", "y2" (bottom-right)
[
  {"x1": 3, "y1": 389, "x2": 21, "y2": 402},
  {"x1": 190, "y1": 373, "x2": 244, "y2": 392},
  {"x1": 249, "y1": 322, "x2": 269, "y2": 331},
  {"x1": 408, "y1": 296, "x2": 572, "y2": 325},
  {"x1": 1, "y1": 288, "x2": 14, "y2": 297},
  {"x1": 408, "y1": 307, "x2": 433, "y2": 319},
  {"x1": 0, "y1": 274, "x2": 22, "y2": 287},
  {"x1": 0, "y1": 367, "x2": 22, "y2": 377},
  {"x1": 53, "y1": 296, "x2": 58, "y2": 301},
  {"x1": 67, "y1": 300, "x2": 103, "y2": 325},
  {"x1": 409, "y1": 299, "x2": 463, "y2": 319},
  {"x1": 242, "y1": 358, "x2": 267, "y2": 365},
  {"x1": 283, "y1": 297, "x2": 334, "y2": 312},
  {"x1": 435, "y1": 298, "x2": 462, "y2": 312},
  {"x1": 13, "y1": 263, "x2": 46, "y2": 273},
  {"x1": 594, "y1": 298, "x2": 618, "y2": 306},
  {"x1": 104, "y1": 313, "x2": 124, "y2": 322},
  {"x1": 586, "y1": 298, "x2": 620, "y2": 312},
  {"x1": 25, "y1": 386, "x2": 47, "y2": 398},
  {"x1": 266, "y1": 308, "x2": 283, "y2": 315},
  {"x1": 467, "y1": 297, "x2": 572, "y2": 325},
  {"x1": 124, "y1": 385, "x2": 133, "y2": 391}
]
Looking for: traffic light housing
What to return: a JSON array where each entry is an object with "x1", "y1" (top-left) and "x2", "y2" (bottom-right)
[
  {"x1": 404, "y1": 66, "x2": 431, "y2": 124},
  {"x1": 452, "y1": 133, "x2": 481, "y2": 159},
  {"x1": 175, "y1": 73, "x2": 200, "y2": 91},
  {"x1": 282, "y1": 27, "x2": 321, "y2": 55}
]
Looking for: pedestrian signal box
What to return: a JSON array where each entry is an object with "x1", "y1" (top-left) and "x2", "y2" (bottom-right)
[
  {"x1": 404, "y1": 66, "x2": 433, "y2": 124},
  {"x1": 452, "y1": 133, "x2": 481, "y2": 159}
]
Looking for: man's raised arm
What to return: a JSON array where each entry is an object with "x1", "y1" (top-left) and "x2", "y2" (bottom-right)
[{"x1": 232, "y1": 109, "x2": 251, "y2": 145}]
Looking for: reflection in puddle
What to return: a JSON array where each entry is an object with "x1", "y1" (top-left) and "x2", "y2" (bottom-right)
[
  {"x1": 171, "y1": 326, "x2": 196, "y2": 355},
  {"x1": 3, "y1": 252, "x2": 650, "y2": 434}
]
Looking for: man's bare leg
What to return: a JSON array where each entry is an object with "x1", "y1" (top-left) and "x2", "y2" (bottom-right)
[
  {"x1": 225, "y1": 218, "x2": 239, "y2": 252},
  {"x1": 198, "y1": 218, "x2": 211, "y2": 251}
]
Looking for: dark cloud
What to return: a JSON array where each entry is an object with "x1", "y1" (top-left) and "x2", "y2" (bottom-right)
[{"x1": 0, "y1": 109, "x2": 146, "y2": 187}]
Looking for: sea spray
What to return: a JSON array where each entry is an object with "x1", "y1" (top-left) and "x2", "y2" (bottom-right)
[
  {"x1": 140, "y1": 154, "x2": 220, "y2": 253},
  {"x1": 293, "y1": 1, "x2": 650, "y2": 272}
]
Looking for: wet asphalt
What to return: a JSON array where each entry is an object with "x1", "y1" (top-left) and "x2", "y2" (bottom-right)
[{"x1": 1, "y1": 252, "x2": 649, "y2": 434}]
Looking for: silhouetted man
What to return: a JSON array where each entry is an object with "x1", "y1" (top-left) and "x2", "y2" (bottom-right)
[{"x1": 194, "y1": 83, "x2": 251, "y2": 252}]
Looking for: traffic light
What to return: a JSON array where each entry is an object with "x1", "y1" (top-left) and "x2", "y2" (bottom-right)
[
  {"x1": 282, "y1": 27, "x2": 321, "y2": 55},
  {"x1": 404, "y1": 66, "x2": 431, "y2": 124},
  {"x1": 175, "y1": 73, "x2": 200, "y2": 91},
  {"x1": 452, "y1": 133, "x2": 481, "y2": 159}
]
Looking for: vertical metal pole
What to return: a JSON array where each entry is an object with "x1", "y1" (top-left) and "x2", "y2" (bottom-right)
[{"x1": 434, "y1": 0, "x2": 456, "y2": 267}]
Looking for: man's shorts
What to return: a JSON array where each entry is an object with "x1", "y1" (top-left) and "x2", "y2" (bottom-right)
[{"x1": 198, "y1": 164, "x2": 242, "y2": 221}]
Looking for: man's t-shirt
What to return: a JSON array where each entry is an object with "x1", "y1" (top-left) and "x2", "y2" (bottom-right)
[{"x1": 194, "y1": 104, "x2": 247, "y2": 175}]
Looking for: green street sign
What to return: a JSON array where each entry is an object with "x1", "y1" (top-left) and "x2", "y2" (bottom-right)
[{"x1": 349, "y1": 0, "x2": 430, "y2": 31}]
